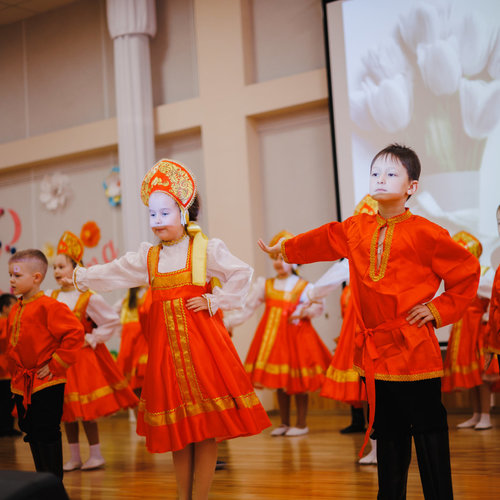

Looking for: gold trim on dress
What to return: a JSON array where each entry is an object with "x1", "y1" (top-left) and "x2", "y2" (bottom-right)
[
  {"x1": 64, "y1": 379, "x2": 130, "y2": 405},
  {"x1": 246, "y1": 361, "x2": 325, "y2": 379},
  {"x1": 139, "y1": 391, "x2": 262, "y2": 427},
  {"x1": 324, "y1": 365, "x2": 360, "y2": 383}
]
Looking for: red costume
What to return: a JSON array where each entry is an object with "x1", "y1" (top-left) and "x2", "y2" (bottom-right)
[
  {"x1": 51, "y1": 290, "x2": 138, "y2": 422},
  {"x1": 487, "y1": 265, "x2": 500, "y2": 354},
  {"x1": 282, "y1": 210, "x2": 480, "y2": 448},
  {"x1": 136, "y1": 243, "x2": 270, "y2": 452},
  {"x1": 0, "y1": 316, "x2": 10, "y2": 381},
  {"x1": 117, "y1": 288, "x2": 149, "y2": 390},
  {"x1": 243, "y1": 277, "x2": 332, "y2": 394},
  {"x1": 320, "y1": 285, "x2": 366, "y2": 404},
  {"x1": 7, "y1": 292, "x2": 84, "y2": 408}
]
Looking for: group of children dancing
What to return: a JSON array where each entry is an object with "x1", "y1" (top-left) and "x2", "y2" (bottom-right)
[{"x1": 1, "y1": 144, "x2": 499, "y2": 500}]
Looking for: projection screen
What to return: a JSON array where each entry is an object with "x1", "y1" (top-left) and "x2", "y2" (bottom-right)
[{"x1": 323, "y1": 0, "x2": 500, "y2": 273}]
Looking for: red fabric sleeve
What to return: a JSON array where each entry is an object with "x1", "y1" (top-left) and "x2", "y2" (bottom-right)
[
  {"x1": 283, "y1": 221, "x2": 349, "y2": 265},
  {"x1": 427, "y1": 231, "x2": 481, "y2": 328}
]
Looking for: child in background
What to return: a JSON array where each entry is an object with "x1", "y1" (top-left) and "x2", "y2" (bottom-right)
[
  {"x1": 225, "y1": 230, "x2": 331, "y2": 437},
  {"x1": 6, "y1": 249, "x2": 84, "y2": 478},
  {"x1": 50, "y1": 231, "x2": 138, "y2": 471},
  {"x1": 117, "y1": 286, "x2": 149, "y2": 421},
  {"x1": 0, "y1": 293, "x2": 21, "y2": 437},
  {"x1": 259, "y1": 144, "x2": 480, "y2": 499},
  {"x1": 442, "y1": 231, "x2": 498, "y2": 430},
  {"x1": 486, "y1": 205, "x2": 500, "y2": 381},
  {"x1": 64, "y1": 159, "x2": 270, "y2": 500}
]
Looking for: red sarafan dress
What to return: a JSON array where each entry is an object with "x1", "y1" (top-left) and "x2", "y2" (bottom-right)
[
  {"x1": 50, "y1": 289, "x2": 138, "y2": 422},
  {"x1": 230, "y1": 275, "x2": 331, "y2": 394},
  {"x1": 135, "y1": 243, "x2": 270, "y2": 452},
  {"x1": 73, "y1": 235, "x2": 271, "y2": 453},
  {"x1": 321, "y1": 285, "x2": 367, "y2": 404},
  {"x1": 442, "y1": 267, "x2": 500, "y2": 392},
  {"x1": 117, "y1": 288, "x2": 149, "y2": 390}
]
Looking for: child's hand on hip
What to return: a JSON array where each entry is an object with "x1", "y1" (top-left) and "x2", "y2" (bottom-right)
[
  {"x1": 37, "y1": 364, "x2": 53, "y2": 380},
  {"x1": 186, "y1": 296, "x2": 209, "y2": 312},
  {"x1": 406, "y1": 304, "x2": 434, "y2": 327}
]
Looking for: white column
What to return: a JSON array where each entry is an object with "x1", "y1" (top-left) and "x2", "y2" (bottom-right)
[{"x1": 106, "y1": 0, "x2": 156, "y2": 251}]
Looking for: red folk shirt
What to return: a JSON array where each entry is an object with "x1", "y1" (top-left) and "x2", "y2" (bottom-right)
[
  {"x1": 7, "y1": 291, "x2": 84, "y2": 407},
  {"x1": 282, "y1": 210, "x2": 481, "y2": 381},
  {"x1": 0, "y1": 316, "x2": 11, "y2": 380},
  {"x1": 487, "y1": 266, "x2": 500, "y2": 354}
]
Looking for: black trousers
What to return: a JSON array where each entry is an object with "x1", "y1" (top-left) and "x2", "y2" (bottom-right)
[
  {"x1": 0, "y1": 379, "x2": 16, "y2": 434},
  {"x1": 373, "y1": 378, "x2": 453, "y2": 500},
  {"x1": 14, "y1": 384, "x2": 65, "y2": 443}
]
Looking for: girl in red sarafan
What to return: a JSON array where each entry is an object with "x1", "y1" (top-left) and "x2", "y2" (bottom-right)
[
  {"x1": 225, "y1": 230, "x2": 331, "y2": 437},
  {"x1": 442, "y1": 231, "x2": 499, "y2": 431},
  {"x1": 66, "y1": 159, "x2": 270, "y2": 500},
  {"x1": 49, "y1": 231, "x2": 138, "y2": 471}
]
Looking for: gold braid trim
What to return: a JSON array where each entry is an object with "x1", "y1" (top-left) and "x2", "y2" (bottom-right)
[
  {"x1": 281, "y1": 239, "x2": 291, "y2": 263},
  {"x1": 354, "y1": 365, "x2": 444, "y2": 381},
  {"x1": 369, "y1": 210, "x2": 412, "y2": 282},
  {"x1": 52, "y1": 353, "x2": 69, "y2": 370},
  {"x1": 426, "y1": 302, "x2": 442, "y2": 328}
]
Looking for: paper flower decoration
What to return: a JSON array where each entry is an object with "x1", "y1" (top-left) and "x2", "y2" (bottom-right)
[
  {"x1": 39, "y1": 173, "x2": 71, "y2": 211},
  {"x1": 103, "y1": 166, "x2": 121, "y2": 206},
  {"x1": 80, "y1": 221, "x2": 101, "y2": 248}
]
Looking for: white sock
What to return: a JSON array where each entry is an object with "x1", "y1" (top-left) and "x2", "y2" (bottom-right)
[
  {"x1": 89, "y1": 443, "x2": 104, "y2": 460},
  {"x1": 476, "y1": 413, "x2": 491, "y2": 427},
  {"x1": 457, "y1": 412, "x2": 480, "y2": 427},
  {"x1": 68, "y1": 443, "x2": 81, "y2": 462}
]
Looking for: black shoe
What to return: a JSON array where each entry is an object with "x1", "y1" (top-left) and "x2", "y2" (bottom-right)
[
  {"x1": 340, "y1": 423, "x2": 366, "y2": 434},
  {"x1": 340, "y1": 406, "x2": 366, "y2": 434},
  {"x1": 215, "y1": 460, "x2": 227, "y2": 471},
  {"x1": 37, "y1": 441, "x2": 64, "y2": 479}
]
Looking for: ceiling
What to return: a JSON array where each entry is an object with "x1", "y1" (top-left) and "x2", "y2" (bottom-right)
[{"x1": 0, "y1": 0, "x2": 77, "y2": 25}]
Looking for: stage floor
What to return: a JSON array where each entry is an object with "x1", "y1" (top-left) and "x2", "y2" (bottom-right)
[{"x1": 1, "y1": 411, "x2": 499, "y2": 499}]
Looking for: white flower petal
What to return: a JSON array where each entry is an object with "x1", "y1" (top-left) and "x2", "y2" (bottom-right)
[
  {"x1": 362, "y1": 39, "x2": 409, "y2": 84},
  {"x1": 399, "y1": 3, "x2": 441, "y2": 53},
  {"x1": 417, "y1": 38, "x2": 461, "y2": 96},
  {"x1": 363, "y1": 75, "x2": 412, "y2": 133},
  {"x1": 488, "y1": 30, "x2": 500, "y2": 80},
  {"x1": 460, "y1": 78, "x2": 500, "y2": 139},
  {"x1": 453, "y1": 10, "x2": 495, "y2": 77},
  {"x1": 349, "y1": 89, "x2": 375, "y2": 131}
]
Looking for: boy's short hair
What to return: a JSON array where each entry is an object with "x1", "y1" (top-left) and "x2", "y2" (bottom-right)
[
  {"x1": 0, "y1": 293, "x2": 17, "y2": 310},
  {"x1": 371, "y1": 143, "x2": 421, "y2": 182},
  {"x1": 9, "y1": 249, "x2": 49, "y2": 278}
]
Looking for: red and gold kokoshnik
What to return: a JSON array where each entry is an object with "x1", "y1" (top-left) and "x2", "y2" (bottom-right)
[
  {"x1": 57, "y1": 231, "x2": 84, "y2": 265},
  {"x1": 141, "y1": 159, "x2": 196, "y2": 209},
  {"x1": 452, "y1": 230, "x2": 482, "y2": 259}
]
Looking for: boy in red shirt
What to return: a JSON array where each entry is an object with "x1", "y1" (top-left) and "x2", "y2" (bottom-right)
[
  {"x1": 6, "y1": 249, "x2": 84, "y2": 478},
  {"x1": 259, "y1": 144, "x2": 480, "y2": 499}
]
